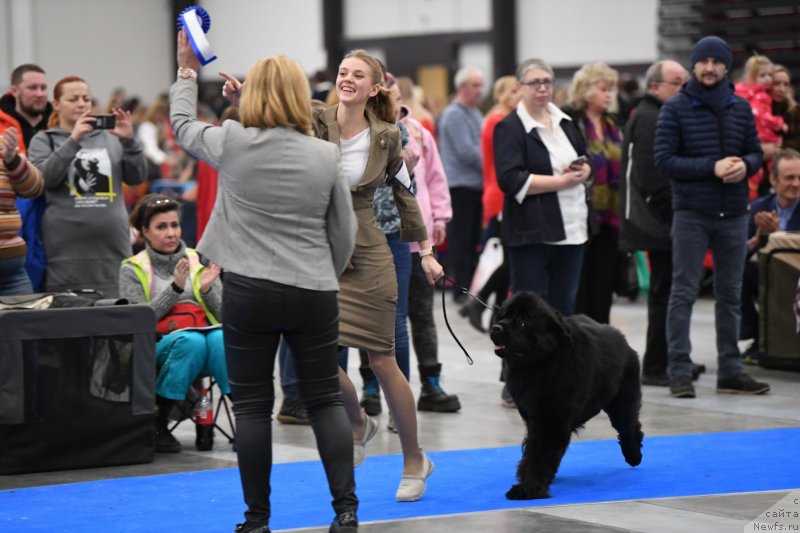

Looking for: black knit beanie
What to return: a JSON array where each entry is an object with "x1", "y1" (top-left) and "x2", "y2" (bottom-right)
[{"x1": 690, "y1": 36, "x2": 732, "y2": 71}]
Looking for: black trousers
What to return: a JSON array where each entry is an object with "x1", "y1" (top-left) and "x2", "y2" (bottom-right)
[
  {"x1": 642, "y1": 250, "x2": 672, "y2": 377},
  {"x1": 446, "y1": 187, "x2": 483, "y2": 292},
  {"x1": 222, "y1": 273, "x2": 356, "y2": 526},
  {"x1": 740, "y1": 259, "x2": 760, "y2": 343},
  {"x1": 408, "y1": 252, "x2": 439, "y2": 368},
  {"x1": 575, "y1": 225, "x2": 618, "y2": 324}
]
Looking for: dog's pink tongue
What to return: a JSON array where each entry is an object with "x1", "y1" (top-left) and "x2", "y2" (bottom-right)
[{"x1": 494, "y1": 344, "x2": 504, "y2": 349}]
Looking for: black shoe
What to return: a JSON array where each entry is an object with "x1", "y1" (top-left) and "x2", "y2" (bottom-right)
[
  {"x1": 453, "y1": 291, "x2": 467, "y2": 305},
  {"x1": 500, "y1": 383, "x2": 515, "y2": 409},
  {"x1": 459, "y1": 299, "x2": 486, "y2": 333},
  {"x1": 417, "y1": 379, "x2": 461, "y2": 412},
  {"x1": 693, "y1": 363, "x2": 706, "y2": 375},
  {"x1": 641, "y1": 373, "x2": 670, "y2": 387},
  {"x1": 716, "y1": 373, "x2": 770, "y2": 395},
  {"x1": 669, "y1": 375, "x2": 696, "y2": 398},
  {"x1": 154, "y1": 420, "x2": 181, "y2": 453},
  {"x1": 234, "y1": 521, "x2": 270, "y2": 533},
  {"x1": 359, "y1": 379, "x2": 382, "y2": 416},
  {"x1": 276, "y1": 396, "x2": 310, "y2": 425},
  {"x1": 329, "y1": 511, "x2": 357, "y2": 532}
]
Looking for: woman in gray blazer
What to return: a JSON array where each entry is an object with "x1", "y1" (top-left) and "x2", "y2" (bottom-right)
[{"x1": 171, "y1": 30, "x2": 358, "y2": 533}]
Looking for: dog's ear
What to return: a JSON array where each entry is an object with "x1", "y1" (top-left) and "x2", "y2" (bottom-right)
[{"x1": 551, "y1": 309, "x2": 575, "y2": 351}]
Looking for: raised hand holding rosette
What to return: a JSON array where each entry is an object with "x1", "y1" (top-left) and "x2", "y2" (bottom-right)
[{"x1": 177, "y1": 6, "x2": 216, "y2": 66}]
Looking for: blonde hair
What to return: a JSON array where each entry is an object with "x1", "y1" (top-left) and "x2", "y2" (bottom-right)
[
  {"x1": 341, "y1": 49, "x2": 396, "y2": 123},
  {"x1": 568, "y1": 62, "x2": 619, "y2": 111},
  {"x1": 493, "y1": 75, "x2": 517, "y2": 104},
  {"x1": 743, "y1": 54, "x2": 773, "y2": 83},
  {"x1": 772, "y1": 64, "x2": 796, "y2": 111},
  {"x1": 239, "y1": 55, "x2": 313, "y2": 135}
]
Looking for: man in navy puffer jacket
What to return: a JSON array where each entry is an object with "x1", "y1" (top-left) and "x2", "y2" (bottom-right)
[{"x1": 654, "y1": 35, "x2": 770, "y2": 398}]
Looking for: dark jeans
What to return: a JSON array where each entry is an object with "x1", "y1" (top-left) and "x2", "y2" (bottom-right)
[
  {"x1": 667, "y1": 211, "x2": 748, "y2": 380},
  {"x1": 740, "y1": 259, "x2": 759, "y2": 343},
  {"x1": 0, "y1": 256, "x2": 33, "y2": 296},
  {"x1": 359, "y1": 232, "x2": 411, "y2": 381},
  {"x1": 508, "y1": 242, "x2": 585, "y2": 315},
  {"x1": 280, "y1": 341, "x2": 348, "y2": 398},
  {"x1": 642, "y1": 250, "x2": 672, "y2": 377},
  {"x1": 575, "y1": 225, "x2": 619, "y2": 324},
  {"x1": 222, "y1": 273, "x2": 356, "y2": 526},
  {"x1": 408, "y1": 252, "x2": 439, "y2": 368},
  {"x1": 446, "y1": 187, "x2": 483, "y2": 292}
]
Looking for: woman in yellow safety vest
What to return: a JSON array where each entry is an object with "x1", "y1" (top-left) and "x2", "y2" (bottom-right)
[{"x1": 119, "y1": 192, "x2": 228, "y2": 453}]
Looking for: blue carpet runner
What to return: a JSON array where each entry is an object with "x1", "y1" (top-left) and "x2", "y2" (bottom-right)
[{"x1": 2, "y1": 428, "x2": 799, "y2": 532}]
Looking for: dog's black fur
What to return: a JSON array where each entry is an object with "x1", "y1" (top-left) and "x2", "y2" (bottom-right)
[{"x1": 490, "y1": 291, "x2": 644, "y2": 500}]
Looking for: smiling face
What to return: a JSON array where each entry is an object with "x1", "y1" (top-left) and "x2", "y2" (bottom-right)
[
  {"x1": 336, "y1": 57, "x2": 380, "y2": 107},
  {"x1": 772, "y1": 157, "x2": 800, "y2": 209},
  {"x1": 142, "y1": 210, "x2": 182, "y2": 254}
]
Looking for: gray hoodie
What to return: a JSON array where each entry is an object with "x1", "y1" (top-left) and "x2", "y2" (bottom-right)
[{"x1": 29, "y1": 127, "x2": 146, "y2": 297}]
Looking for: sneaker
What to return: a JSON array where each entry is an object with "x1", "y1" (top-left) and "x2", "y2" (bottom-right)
[
  {"x1": 500, "y1": 384, "x2": 515, "y2": 409},
  {"x1": 276, "y1": 396, "x2": 310, "y2": 425},
  {"x1": 234, "y1": 521, "x2": 270, "y2": 533},
  {"x1": 641, "y1": 373, "x2": 670, "y2": 387},
  {"x1": 329, "y1": 511, "x2": 357, "y2": 532},
  {"x1": 669, "y1": 375, "x2": 696, "y2": 398},
  {"x1": 742, "y1": 342, "x2": 762, "y2": 366},
  {"x1": 691, "y1": 363, "x2": 705, "y2": 381},
  {"x1": 716, "y1": 373, "x2": 770, "y2": 395},
  {"x1": 387, "y1": 412, "x2": 397, "y2": 434}
]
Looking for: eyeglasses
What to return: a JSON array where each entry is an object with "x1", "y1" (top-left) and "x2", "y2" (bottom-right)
[
  {"x1": 520, "y1": 78, "x2": 554, "y2": 90},
  {"x1": 655, "y1": 80, "x2": 684, "y2": 87}
]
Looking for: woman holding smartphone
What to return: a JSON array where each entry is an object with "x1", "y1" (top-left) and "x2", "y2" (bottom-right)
[
  {"x1": 493, "y1": 58, "x2": 592, "y2": 315},
  {"x1": 29, "y1": 76, "x2": 146, "y2": 297}
]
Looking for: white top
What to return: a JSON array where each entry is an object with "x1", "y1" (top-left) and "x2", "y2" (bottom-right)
[
  {"x1": 339, "y1": 127, "x2": 371, "y2": 188},
  {"x1": 514, "y1": 101, "x2": 588, "y2": 245}
]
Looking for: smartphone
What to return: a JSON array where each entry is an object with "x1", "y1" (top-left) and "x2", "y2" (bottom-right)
[
  {"x1": 89, "y1": 114, "x2": 116, "y2": 130},
  {"x1": 569, "y1": 155, "x2": 588, "y2": 167}
]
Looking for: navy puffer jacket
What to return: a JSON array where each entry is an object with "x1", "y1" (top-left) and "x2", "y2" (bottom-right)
[{"x1": 654, "y1": 80, "x2": 762, "y2": 218}]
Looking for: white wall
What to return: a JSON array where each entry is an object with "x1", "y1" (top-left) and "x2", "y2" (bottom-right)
[
  {"x1": 344, "y1": 0, "x2": 491, "y2": 39},
  {"x1": 201, "y1": 0, "x2": 326, "y2": 80},
  {"x1": 30, "y1": 0, "x2": 173, "y2": 104},
  {"x1": 0, "y1": 0, "x2": 9, "y2": 89},
  {"x1": 517, "y1": 0, "x2": 659, "y2": 67}
]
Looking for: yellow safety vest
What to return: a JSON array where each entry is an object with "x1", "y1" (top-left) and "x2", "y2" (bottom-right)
[{"x1": 122, "y1": 247, "x2": 219, "y2": 326}]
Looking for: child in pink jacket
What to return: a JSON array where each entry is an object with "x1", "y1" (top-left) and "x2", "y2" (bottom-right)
[{"x1": 735, "y1": 55, "x2": 787, "y2": 199}]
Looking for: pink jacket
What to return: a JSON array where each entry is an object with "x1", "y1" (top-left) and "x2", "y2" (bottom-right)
[
  {"x1": 735, "y1": 81, "x2": 784, "y2": 144},
  {"x1": 400, "y1": 113, "x2": 452, "y2": 252}
]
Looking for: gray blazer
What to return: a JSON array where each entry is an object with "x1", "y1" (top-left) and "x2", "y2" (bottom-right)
[{"x1": 169, "y1": 79, "x2": 356, "y2": 291}]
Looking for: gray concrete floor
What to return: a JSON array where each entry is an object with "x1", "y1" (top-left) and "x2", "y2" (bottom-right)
[{"x1": 2, "y1": 294, "x2": 799, "y2": 532}]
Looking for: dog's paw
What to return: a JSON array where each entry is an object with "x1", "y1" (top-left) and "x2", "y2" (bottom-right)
[{"x1": 505, "y1": 484, "x2": 549, "y2": 500}]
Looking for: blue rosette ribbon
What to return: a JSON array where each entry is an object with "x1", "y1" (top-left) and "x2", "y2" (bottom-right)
[{"x1": 177, "y1": 6, "x2": 217, "y2": 66}]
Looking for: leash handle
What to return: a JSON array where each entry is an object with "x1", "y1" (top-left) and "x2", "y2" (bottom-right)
[{"x1": 437, "y1": 276, "x2": 498, "y2": 366}]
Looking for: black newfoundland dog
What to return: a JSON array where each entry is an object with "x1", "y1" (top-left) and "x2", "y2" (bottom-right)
[{"x1": 490, "y1": 291, "x2": 644, "y2": 500}]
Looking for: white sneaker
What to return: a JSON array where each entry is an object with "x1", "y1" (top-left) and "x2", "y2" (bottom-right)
[
  {"x1": 353, "y1": 410, "x2": 379, "y2": 467},
  {"x1": 395, "y1": 451, "x2": 434, "y2": 502}
]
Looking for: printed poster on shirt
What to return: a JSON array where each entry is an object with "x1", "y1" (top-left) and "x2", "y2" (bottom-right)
[{"x1": 67, "y1": 148, "x2": 116, "y2": 207}]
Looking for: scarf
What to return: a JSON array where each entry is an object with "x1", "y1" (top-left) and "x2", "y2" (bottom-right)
[{"x1": 685, "y1": 77, "x2": 734, "y2": 115}]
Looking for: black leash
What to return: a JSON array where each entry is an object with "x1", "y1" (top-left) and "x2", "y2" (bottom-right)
[{"x1": 437, "y1": 276, "x2": 497, "y2": 365}]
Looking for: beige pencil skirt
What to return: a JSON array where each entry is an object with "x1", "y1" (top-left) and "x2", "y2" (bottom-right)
[{"x1": 338, "y1": 242, "x2": 397, "y2": 355}]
